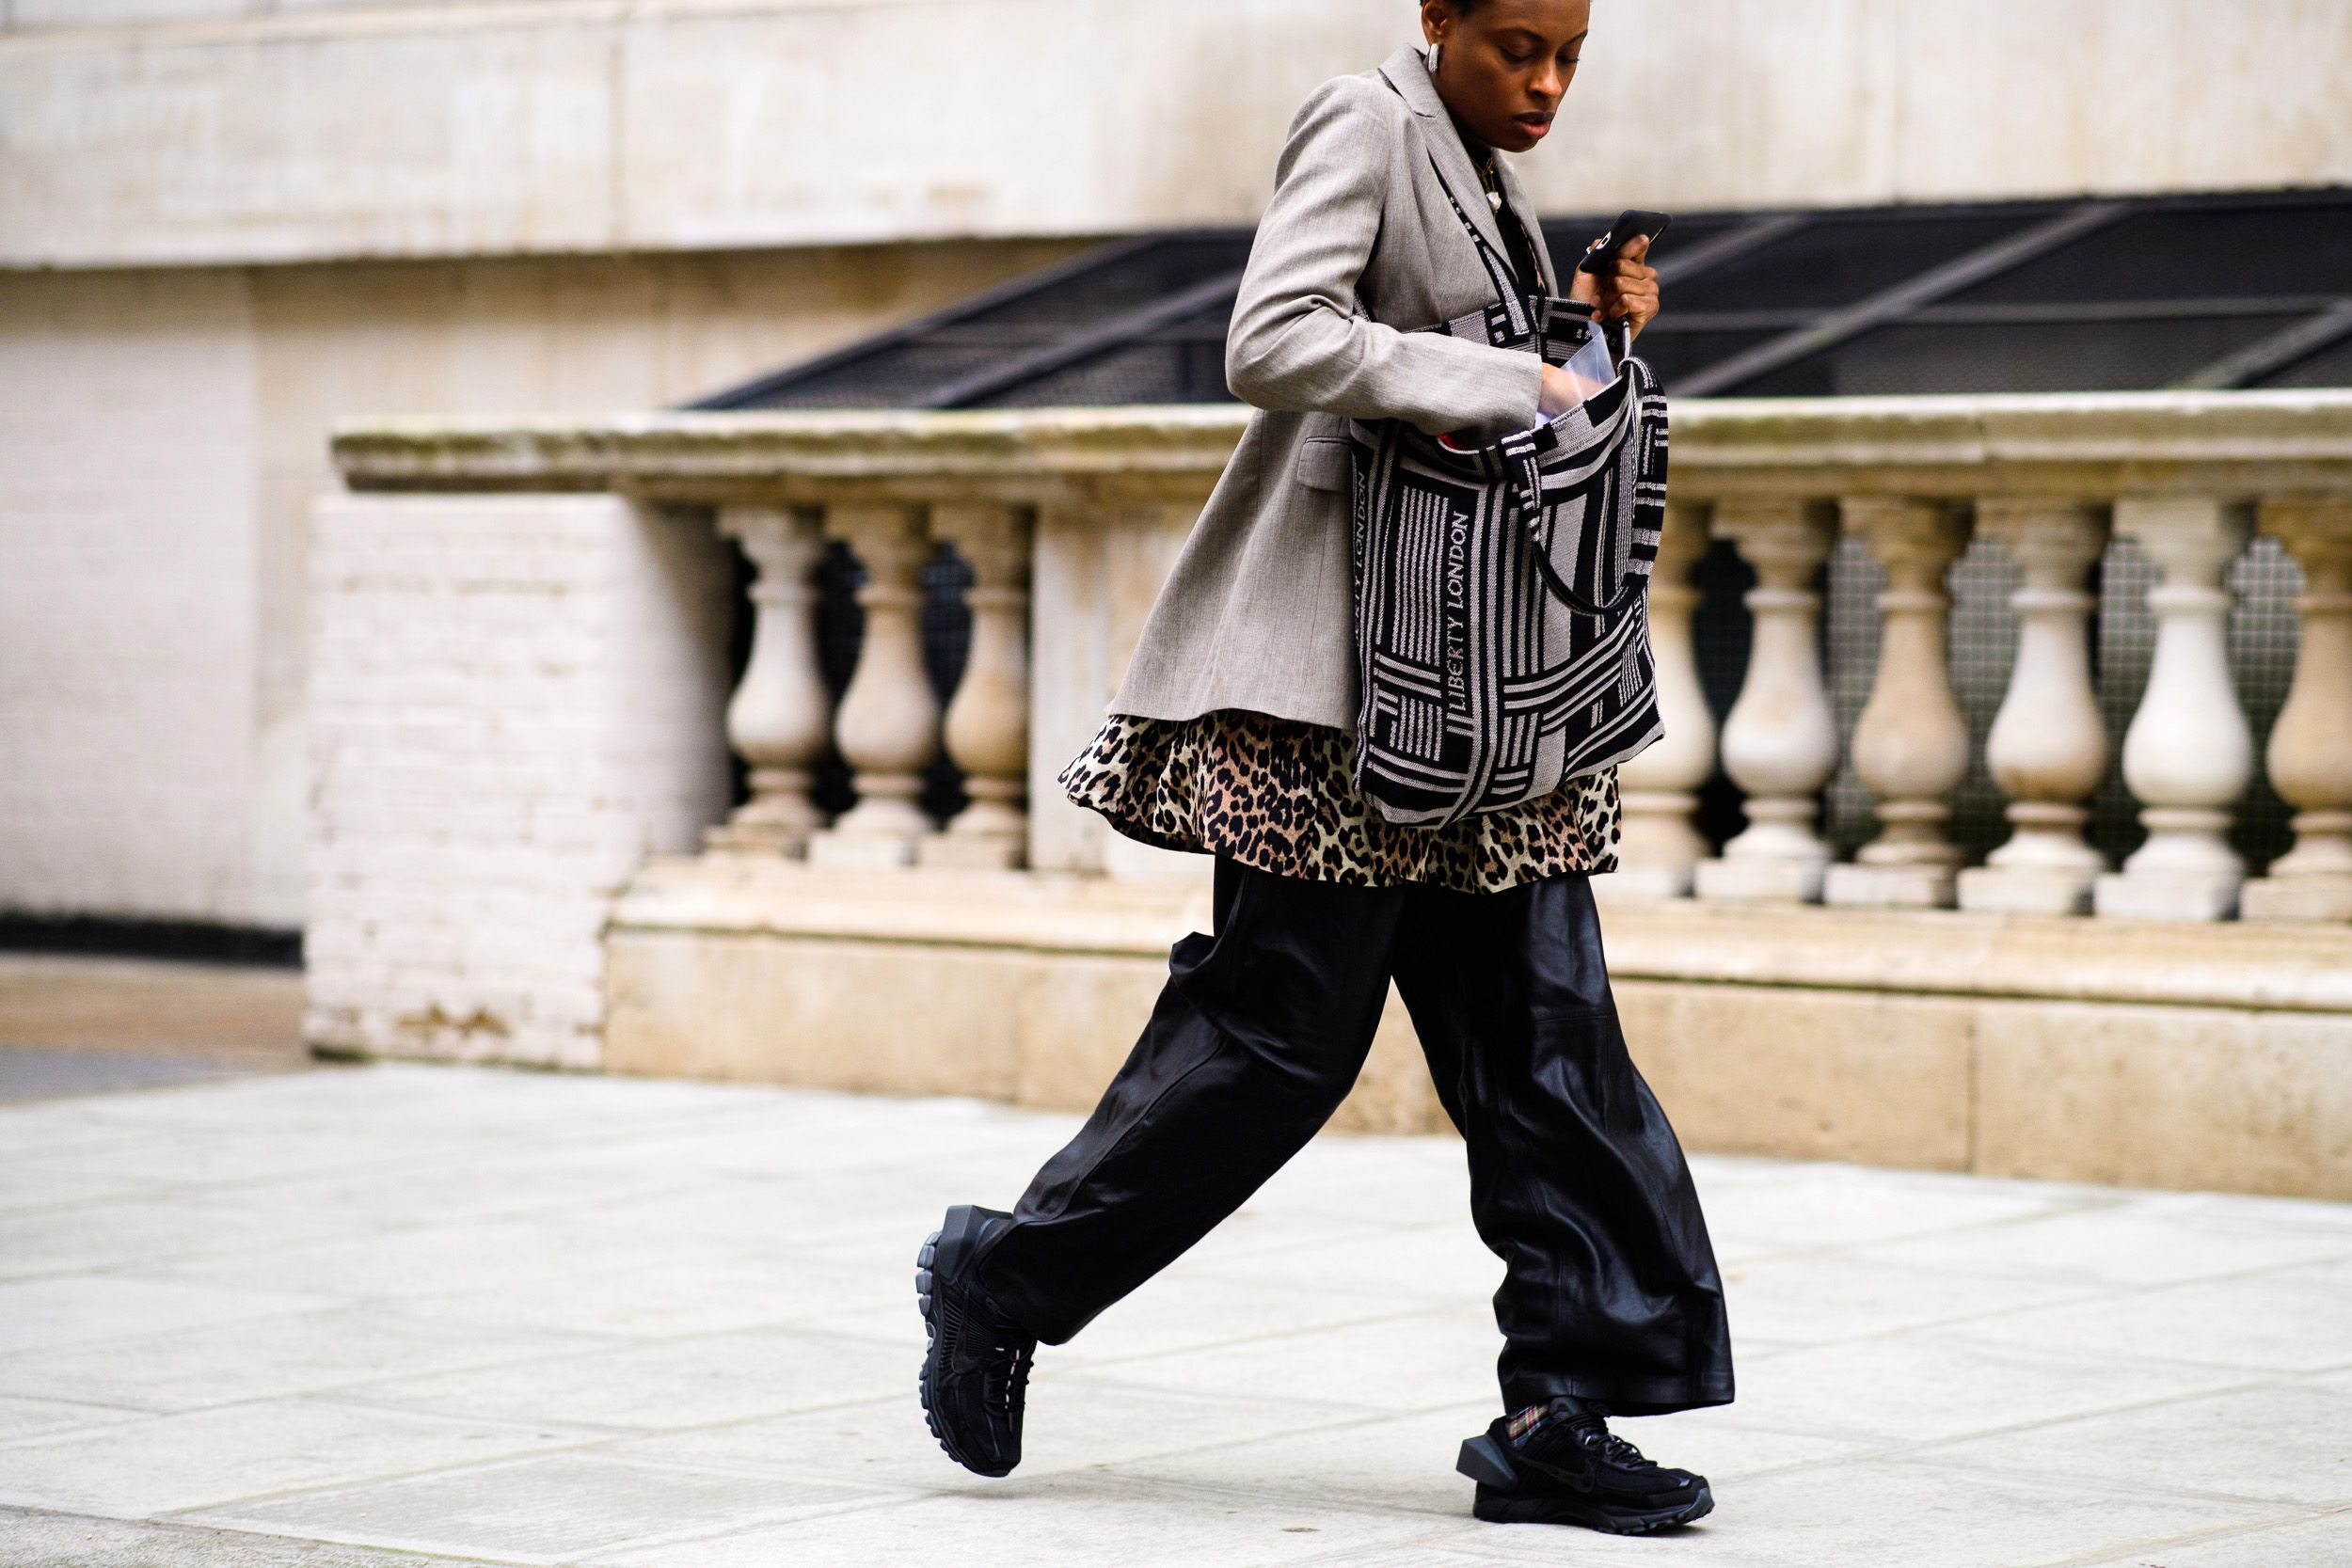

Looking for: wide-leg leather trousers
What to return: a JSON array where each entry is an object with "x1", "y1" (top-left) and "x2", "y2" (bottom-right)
[{"x1": 970, "y1": 854, "x2": 1736, "y2": 1416}]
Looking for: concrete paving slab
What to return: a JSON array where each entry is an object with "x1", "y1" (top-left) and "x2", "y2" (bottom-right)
[
  {"x1": 1715, "y1": 1249, "x2": 2117, "y2": 1345},
  {"x1": 0, "y1": 1307, "x2": 608, "y2": 1414},
  {"x1": 1, "y1": 1061, "x2": 2344, "y2": 1567},
  {"x1": 613, "y1": 1376, "x2": 1387, "y2": 1489},
  {"x1": 0, "y1": 1397, "x2": 141, "y2": 1444},
  {"x1": 1713, "y1": 1330, "x2": 2261, "y2": 1444},
  {"x1": 399, "y1": 1251, "x2": 905, "y2": 1340},
  {"x1": 184, "y1": 1148, "x2": 708, "y2": 1232},
  {"x1": 2074, "y1": 1508, "x2": 2352, "y2": 1567},
  {"x1": 1866, "y1": 1198, "x2": 2352, "y2": 1288},
  {"x1": 1919, "y1": 1382, "x2": 2352, "y2": 1508},
  {"x1": 1078, "y1": 1306, "x2": 1520, "y2": 1415},
  {"x1": 18, "y1": 1124, "x2": 500, "y2": 1194},
  {"x1": 568, "y1": 1102, "x2": 1083, "y2": 1184},
  {"x1": 585, "y1": 1470, "x2": 1440, "y2": 1568},
  {"x1": 537, "y1": 1170, "x2": 979, "y2": 1258},
  {"x1": 0, "y1": 1157, "x2": 161, "y2": 1216},
  {"x1": 340, "y1": 1326, "x2": 922, "y2": 1433},
  {"x1": 0, "y1": 1103, "x2": 147, "y2": 1161},
  {"x1": 0, "y1": 1395, "x2": 598, "y2": 1516},
  {"x1": 1674, "y1": 1164, "x2": 2095, "y2": 1258},
  {"x1": 0, "y1": 1275, "x2": 332, "y2": 1355},
  {"x1": 0, "y1": 1196, "x2": 378, "y2": 1282},
  {"x1": 1292, "y1": 1549, "x2": 1525, "y2": 1568},
  {"x1": 1177, "y1": 1218, "x2": 1518, "y2": 1308},
  {"x1": 1103, "y1": 1400, "x2": 1542, "y2": 1517},
  {"x1": 185, "y1": 1453, "x2": 886, "y2": 1564},
  {"x1": 1944, "y1": 1257, "x2": 2352, "y2": 1372},
  {"x1": 0, "y1": 1508, "x2": 515, "y2": 1568},
  {"x1": 147, "y1": 1215, "x2": 718, "y2": 1302},
  {"x1": 2140, "y1": 1187, "x2": 2352, "y2": 1237}
]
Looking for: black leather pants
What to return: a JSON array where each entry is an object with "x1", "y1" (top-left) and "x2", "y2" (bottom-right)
[{"x1": 971, "y1": 854, "x2": 1735, "y2": 1416}]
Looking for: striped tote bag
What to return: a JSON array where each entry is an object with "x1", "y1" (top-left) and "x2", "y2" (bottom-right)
[{"x1": 1343, "y1": 305, "x2": 1670, "y2": 830}]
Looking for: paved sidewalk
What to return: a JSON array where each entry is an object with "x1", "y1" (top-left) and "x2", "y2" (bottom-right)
[{"x1": 0, "y1": 1062, "x2": 2346, "y2": 1568}]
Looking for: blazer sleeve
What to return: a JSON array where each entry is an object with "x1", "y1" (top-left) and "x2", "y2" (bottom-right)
[{"x1": 1223, "y1": 75, "x2": 1545, "y2": 437}]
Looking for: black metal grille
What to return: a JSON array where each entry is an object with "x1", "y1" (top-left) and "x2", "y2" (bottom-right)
[
  {"x1": 1739, "y1": 312, "x2": 2314, "y2": 397},
  {"x1": 685, "y1": 187, "x2": 2352, "y2": 410},
  {"x1": 1950, "y1": 199, "x2": 2352, "y2": 304},
  {"x1": 2269, "y1": 329, "x2": 2352, "y2": 388}
]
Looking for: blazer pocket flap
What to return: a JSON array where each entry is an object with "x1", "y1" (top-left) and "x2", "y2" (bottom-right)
[{"x1": 1295, "y1": 436, "x2": 1353, "y2": 493}]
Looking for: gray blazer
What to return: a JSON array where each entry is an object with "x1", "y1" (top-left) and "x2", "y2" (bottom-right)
[{"x1": 1106, "y1": 42, "x2": 1563, "y2": 735}]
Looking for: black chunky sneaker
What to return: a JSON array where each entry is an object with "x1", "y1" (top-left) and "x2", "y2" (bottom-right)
[
  {"x1": 915, "y1": 1203, "x2": 1036, "y2": 1478},
  {"x1": 1456, "y1": 1395, "x2": 1714, "y2": 1533}
]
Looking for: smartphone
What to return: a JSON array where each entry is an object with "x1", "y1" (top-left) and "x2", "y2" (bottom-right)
[{"x1": 1576, "y1": 209, "x2": 1673, "y2": 275}]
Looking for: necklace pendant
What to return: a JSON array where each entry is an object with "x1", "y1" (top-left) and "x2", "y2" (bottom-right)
[{"x1": 1486, "y1": 188, "x2": 1503, "y2": 212}]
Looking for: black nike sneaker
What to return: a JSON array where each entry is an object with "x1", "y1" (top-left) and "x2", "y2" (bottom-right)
[
  {"x1": 915, "y1": 1203, "x2": 1036, "y2": 1478},
  {"x1": 1456, "y1": 1395, "x2": 1714, "y2": 1533}
]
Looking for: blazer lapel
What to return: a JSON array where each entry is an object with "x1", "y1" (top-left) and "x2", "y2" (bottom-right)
[{"x1": 1376, "y1": 44, "x2": 1515, "y2": 266}]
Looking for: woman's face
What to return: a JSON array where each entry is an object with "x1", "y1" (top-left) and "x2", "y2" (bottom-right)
[{"x1": 1422, "y1": 0, "x2": 1591, "y2": 152}]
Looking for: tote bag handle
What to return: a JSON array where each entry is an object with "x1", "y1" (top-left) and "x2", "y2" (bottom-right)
[{"x1": 1495, "y1": 404, "x2": 1650, "y2": 621}]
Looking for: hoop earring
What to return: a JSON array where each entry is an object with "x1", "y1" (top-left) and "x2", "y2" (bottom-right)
[{"x1": 1427, "y1": 40, "x2": 1443, "y2": 74}]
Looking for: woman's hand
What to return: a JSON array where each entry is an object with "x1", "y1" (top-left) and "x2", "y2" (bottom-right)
[
  {"x1": 1569, "y1": 232, "x2": 1661, "y2": 340},
  {"x1": 1537, "y1": 361, "x2": 1605, "y2": 418}
]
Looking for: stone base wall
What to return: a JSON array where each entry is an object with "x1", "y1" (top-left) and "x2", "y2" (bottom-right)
[{"x1": 602, "y1": 858, "x2": 2352, "y2": 1200}]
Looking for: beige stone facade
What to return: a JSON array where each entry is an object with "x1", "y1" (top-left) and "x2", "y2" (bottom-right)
[{"x1": 6, "y1": 0, "x2": 2349, "y2": 268}]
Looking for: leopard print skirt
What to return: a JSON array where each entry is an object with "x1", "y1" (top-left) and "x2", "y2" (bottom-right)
[{"x1": 1056, "y1": 708, "x2": 1622, "y2": 895}]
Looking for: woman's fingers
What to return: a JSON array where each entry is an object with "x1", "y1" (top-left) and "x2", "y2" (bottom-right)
[{"x1": 1602, "y1": 256, "x2": 1661, "y2": 330}]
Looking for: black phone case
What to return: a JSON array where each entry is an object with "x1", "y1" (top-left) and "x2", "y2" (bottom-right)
[{"x1": 1577, "y1": 210, "x2": 1673, "y2": 275}]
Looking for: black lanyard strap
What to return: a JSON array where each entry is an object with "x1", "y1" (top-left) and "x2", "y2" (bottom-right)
[{"x1": 1424, "y1": 150, "x2": 1536, "y2": 345}]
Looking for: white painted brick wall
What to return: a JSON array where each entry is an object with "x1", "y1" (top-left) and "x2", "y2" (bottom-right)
[{"x1": 305, "y1": 490, "x2": 733, "y2": 1069}]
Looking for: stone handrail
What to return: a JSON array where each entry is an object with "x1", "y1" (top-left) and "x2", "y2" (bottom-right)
[
  {"x1": 328, "y1": 389, "x2": 2352, "y2": 922},
  {"x1": 335, "y1": 391, "x2": 2352, "y2": 499}
]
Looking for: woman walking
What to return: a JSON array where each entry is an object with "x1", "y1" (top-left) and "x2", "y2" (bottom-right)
[{"x1": 915, "y1": 0, "x2": 1734, "y2": 1535}]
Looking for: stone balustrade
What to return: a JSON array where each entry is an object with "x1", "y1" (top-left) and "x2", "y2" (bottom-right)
[
  {"x1": 314, "y1": 390, "x2": 2352, "y2": 1198},
  {"x1": 333, "y1": 389, "x2": 2352, "y2": 927}
]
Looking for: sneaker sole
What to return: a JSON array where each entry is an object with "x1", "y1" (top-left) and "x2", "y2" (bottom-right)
[
  {"x1": 916, "y1": 1203, "x2": 1013, "y2": 1478},
  {"x1": 1460, "y1": 1434, "x2": 1713, "y2": 1534},
  {"x1": 1470, "y1": 1482, "x2": 1714, "y2": 1533}
]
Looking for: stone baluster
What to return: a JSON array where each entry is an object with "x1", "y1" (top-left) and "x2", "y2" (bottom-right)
[
  {"x1": 2091, "y1": 498, "x2": 2256, "y2": 920},
  {"x1": 1956, "y1": 499, "x2": 2113, "y2": 914},
  {"x1": 2239, "y1": 501, "x2": 2352, "y2": 923},
  {"x1": 1692, "y1": 500, "x2": 1841, "y2": 904},
  {"x1": 703, "y1": 505, "x2": 832, "y2": 857},
  {"x1": 807, "y1": 503, "x2": 942, "y2": 868},
  {"x1": 1602, "y1": 500, "x2": 1717, "y2": 900},
  {"x1": 919, "y1": 504, "x2": 1033, "y2": 870},
  {"x1": 1824, "y1": 499, "x2": 1974, "y2": 908}
]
